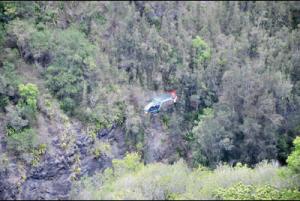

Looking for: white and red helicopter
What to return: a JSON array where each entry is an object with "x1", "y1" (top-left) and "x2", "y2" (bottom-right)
[{"x1": 144, "y1": 90, "x2": 178, "y2": 114}]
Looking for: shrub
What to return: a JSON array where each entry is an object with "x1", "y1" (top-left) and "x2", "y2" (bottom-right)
[
  {"x1": 6, "y1": 19, "x2": 36, "y2": 44},
  {"x1": 60, "y1": 97, "x2": 77, "y2": 114},
  {"x1": 29, "y1": 28, "x2": 52, "y2": 54},
  {"x1": 162, "y1": 114, "x2": 170, "y2": 128},
  {"x1": 17, "y1": 83, "x2": 39, "y2": 123},
  {"x1": 0, "y1": 153, "x2": 9, "y2": 170},
  {"x1": 79, "y1": 100, "x2": 126, "y2": 131},
  {"x1": 1, "y1": 61, "x2": 21, "y2": 90},
  {"x1": 2, "y1": 2, "x2": 17, "y2": 20},
  {"x1": 6, "y1": 128, "x2": 37, "y2": 154},
  {"x1": 0, "y1": 94, "x2": 9, "y2": 110},
  {"x1": 7, "y1": 20, "x2": 97, "y2": 115},
  {"x1": 91, "y1": 140, "x2": 112, "y2": 159},
  {"x1": 112, "y1": 152, "x2": 144, "y2": 177},
  {"x1": 0, "y1": 23, "x2": 5, "y2": 46},
  {"x1": 6, "y1": 105, "x2": 29, "y2": 132},
  {"x1": 41, "y1": 26, "x2": 97, "y2": 114},
  {"x1": 287, "y1": 136, "x2": 300, "y2": 174},
  {"x1": 1, "y1": 2, "x2": 36, "y2": 21},
  {"x1": 18, "y1": 83, "x2": 39, "y2": 112},
  {"x1": 31, "y1": 143, "x2": 47, "y2": 166},
  {"x1": 191, "y1": 36, "x2": 211, "y2": 64},
  {"x1": 71, "y1": 152, "x2": 300, "y2": 200},
  {"x1": 215, "y1": 182, "x2": 300, "y2": 200}
]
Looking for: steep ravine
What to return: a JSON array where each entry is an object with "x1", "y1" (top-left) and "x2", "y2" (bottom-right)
[
  {"x1": 1, "y1": 108, "x2": 174, "y2": 199},
  {"x1": 0, "y1": 120, "x2": 126, "y2": 199},
  {"x1": 0, "y1": 58, "x2": 172, "y2": 200}
]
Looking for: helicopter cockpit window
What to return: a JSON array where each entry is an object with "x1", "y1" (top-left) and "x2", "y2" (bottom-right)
[{"x1": 149, "y1": 105, "x2": 160, "y2": 112}]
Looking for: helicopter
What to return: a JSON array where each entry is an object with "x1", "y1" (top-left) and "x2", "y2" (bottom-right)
[{"x1": 144, "y1": 90, "x2": 178, "y2": 114}]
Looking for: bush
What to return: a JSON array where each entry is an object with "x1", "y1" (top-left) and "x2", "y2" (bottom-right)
[
  {"x1": 0, "y1": 94, "x2": 9, "y2": 110},
  {"x1": 0, "y1": 23, "x2": 5, "y2": 46},
  {"x1": 1, "y1": 2, "x2": 36, "y2": 21},
  {"x1": 72, "y1": 153, "x2": 189, "y2": 200},
  {"x1": 6, "y1": 105, "x2": 29, "y2": 132},
  {"x1": 60, "y1": 97, "x2": 77, "y2": 114},
  {"x1": 17, "y1": 83, "x2": 39, "y2": 123},
  {"x1": 18, "y1": 83, "x2": 39, "y2": 112},
  {"x1": 0, "y1": 153, "x2": 9, "y2": 170},
  {"x1": 191, "y1": 36, "x2": 211, "y2": 64},
  {"x1": 1, "y1": 2, "x2": 17, "y2": 21},
  {"x1": 72, "y1": 153, "x2": 299, "y2": 200},
  {"x1": 91, "y1": 140, "x2": 112, "y2": 158},
  {"x1": 215, "y1": 182, "x2": 300, "y2": 200},
  {"x1": 41, "y1": 26, "x2": 97, "y2": 114},
  {"x1": 5, "y1": 84, "x2": 39, "y2": 155},
  {"x1": 6, "y1": 19, "x2": 36, "y2": 44},
  {"x1": 7, "y1": 20, "x2": 97, "y2": 115},
  {"x1": 78, "y1": 100, "x2": 126, "y2": 130},
  {"x1": 31, "y1": 143, "x2": 47, "y2": 166},
  {"x1": 1, "y1": 61, "x2": 21, "y2": 90},
  {"x1": 29, "y1": 28, "x2": 52, "y2": 54},
  {"x1": 0, "y1": 60, "x2": 20, "y2": 110},
  {"x1": 6, "y1": 128, "x2": 37, "y2": 154},
  {"x1": 287, "y1": 136, "x2": 300, "y2": 174},
  {"x1": 112, "y1": 152, "x2": 144, "y2": 177}
]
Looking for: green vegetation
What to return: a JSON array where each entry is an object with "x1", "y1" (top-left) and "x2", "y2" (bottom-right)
[
  {"x1": 4, "y1": 82, "x2": 39, "y2": 155},
  {"x1": 31, "y1": 143, "x2": 47, "y2": 166},
  {"x1": 91, "y1": 140, "x2": 112, "y2": 159},
  {"x1": 6, "y1": 128, "x2": 37, "y2": 154},
  {"x1": 0, "y1": 60, "x2": 21, "y2": 110},
  {"x1": 287, "y1": 136, "x2": 300, "y2": 174},
  {"x1": 39, "y1": 26, "x2": 97, "y2": 114},
  {"x1": 215, "y1": 182, "x2": 300, "y2": 200},
  {"x1": 18, "y1": 83, "x2": 39, "y2": 120},
  {"x1": 71, "y1": 152, "x2": 300, "y2": 200},
  {"x1": 0, "y1": 1, "x2": 300, "y2": 200},
  {"x1": 192, "y1": 36, "x2": 211, "y2": 64}
]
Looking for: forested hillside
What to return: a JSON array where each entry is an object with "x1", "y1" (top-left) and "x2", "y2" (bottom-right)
[{"x1": 0, "y1": 1, "x2": 300, "y2": 200}]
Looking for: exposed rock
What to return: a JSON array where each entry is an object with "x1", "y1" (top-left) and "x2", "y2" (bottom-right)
[
  {"x1": 0, "y1": 83, "x2": 163, "y2": 200},
  {"x1": 28, "y1": 154, "x2": 70, "y2": 180},
  {"x1": 0, "y1": 163, "x2": 22, "y2": 200},
  {"x1": 17, "y1": 121, "x2": 127, "y2": 199},
  {"x1": 4, "y1": 35, "x2": 18, "y2": 49},
  {"x1": 18, "y1": 42, "x2": 34, "y2": 64},
  {"x1": 0, "y1": 108, "x2": 129, "y2": 200},
  {"x1": 20, "y1": 175, "x2": 71, "y2": 200},
  {"x1": 35, "y1": 51, "x2": 52, "y2": 68},
  {"x1": 144, "y1": 115, "x2": 171, "y2": 164},
  {"x1": 79, "y1": 155, "x2": 111, "y2": 176},
  {"x1": 0, "y1": 180, "x2": 19, "y2": 200}
]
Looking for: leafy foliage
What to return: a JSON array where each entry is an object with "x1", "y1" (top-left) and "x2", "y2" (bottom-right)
[
  {"x1": 71, "y1": 152, "x2": 300, "y2": 200},
  {"x1": 5, "y1": 84, "x2": 39, "y2": 154},
  {"x1": 192, "y1": 36, "x2": 211, "y2": 64},
  {"x1": 5, "y1": 105, "x2": 29, "y2": 132},
  {"x1": 112, "y1": 152, "x2": 144, "y2": 177},
  {"x1": 6, "y1": 128, "x2": 37, "y2": 154},
  {"x1": 287, "y1": 136, "x2": 300, "y2": 174},
  {"x1": 0, "y1": 60, "x2": 21, "y2": 110},
  {"x1": 215, "y1": 182, "x2": 300, "y2": 200},
  {"x1": 31, "y1": 143, "x2": 47, "y2": 166},
  {"x1": 42, "y1": 27, "x2": 97, "y2": 114},
  {"x1": 18, "y1": 83, "x2": 38, "y2": 112},
  {"x1": 1, "y1": 2, "x2": 300, "y2": 199},
  {"x1": 91, "y1": 140, "x2": 112, "y2": 158}
]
